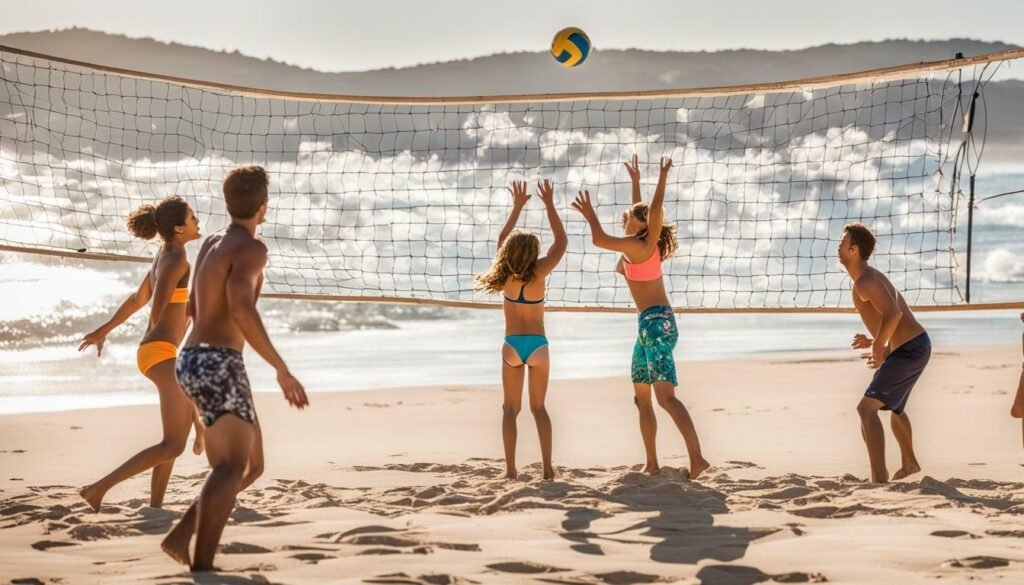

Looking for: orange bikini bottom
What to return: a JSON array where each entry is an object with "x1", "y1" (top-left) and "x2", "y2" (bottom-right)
[{"x1": 137, "y1": 341, "x2": 178, "y2": 375}]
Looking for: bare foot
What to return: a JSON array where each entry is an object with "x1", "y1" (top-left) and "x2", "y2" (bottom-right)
[
  {"x1": 892, "y1": 463, "x2": 921, "y2": 481},
  {"x1": 542, "y1": 467, "x2": 555, "y2": 481},
  {"x1": 505, "y1": 469, "x2": 517, "y2": 480},
  {"x1": 642, "y1": 463, "x2": 661, "y2": 475},
  {"x1": 688, "y1": 457, "x2": 711, "y2": 481},
  {"x1": 79, "y1": 484, "x2": 103, "y2": 512},
  {"x1": 160, "y1": 522, "x2": 192, "y2": 566}
]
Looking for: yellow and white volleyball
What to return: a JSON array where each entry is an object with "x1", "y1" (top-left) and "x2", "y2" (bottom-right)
[{"x1": 550, "y1": 27, "x2": 591, "y2": 68}]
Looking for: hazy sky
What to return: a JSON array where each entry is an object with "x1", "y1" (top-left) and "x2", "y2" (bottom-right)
[{"x1": 0, "y1": 0, "x2": 1022, "y2": 71}]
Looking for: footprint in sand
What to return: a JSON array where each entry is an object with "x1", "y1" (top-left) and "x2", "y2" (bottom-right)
[
  {"x1": 291, "y1": 552, "x2": 333, "y2": 564},
  {"x1": 364, "y1": 572, "x2": 469, "y2": 584},
  {"x1": 944, "y1": 556, "x2": 1011, "y2": 569},
  {"x1": 486, "y1": 561, "x2": 567, "y2": 574},
  {"x1": 220, "y1": 542, "x2": 273, "y2": 554},
  {"x1": 31, "y1": 540, "x2": 77, "y2": 551},
  {"x1": 930, "y1": 530, "x2": 980, "y2": 539},
  {"x1": 594, "y1": 570, "x2": 668, "y2": 584},
  {"x1": 11, "y1": 579, "x2": 46, "y2": 585},
  {"x1": 986, "y1": 530, "x2": 1024, "y2": 538}
]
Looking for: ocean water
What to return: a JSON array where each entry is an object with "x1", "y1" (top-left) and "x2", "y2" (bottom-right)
[{"x1": 0, "y1": 172, "x2": 1021, "y2": 415}]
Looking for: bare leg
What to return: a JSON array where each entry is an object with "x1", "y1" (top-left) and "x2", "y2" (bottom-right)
[
  {"x1": 525, "y1": 347, "x2": 553, "y2": 480},
  {"x1": 890, "y1": 411, "x2": 921, "y2": 480},
  {"x1": 162, "y1": 419, "x2": 262, "y2": 567},
  {"x1": 653, "y1": 382, "x2": 709, "y2": 480},
  {"x1": 239, "y1": 419, "x2": 265, "y2": 490},
  {"x1": 633, "y1": 384, "x2": 659, "y2": 473},
  {"x1": 191, "y1": 406, "x2": 206, "y2": 455},
  {"x1": 81, "y1": 360, "x2": 192, "y2": 511},
  {"x1": 501, "y1": 344, "x2": 525, "y2": 480},
  {"x1": 190, "y1": 414, "x2": 254, "y2": 572},
  {"x1": 150, "y1": 459, "x2": 176, "y2": 508},
  {"x1": 857, "y1": 397, "x2": 889, "y2": 483}
]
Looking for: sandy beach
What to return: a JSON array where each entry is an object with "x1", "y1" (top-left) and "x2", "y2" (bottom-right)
[{"x1": 1, "y1": 344, "x2": 1023, "y2": 584}]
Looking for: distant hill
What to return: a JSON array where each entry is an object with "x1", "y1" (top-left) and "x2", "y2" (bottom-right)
[{"x1": 1, "y1": 29, "x2": 1021, "y2": 157}]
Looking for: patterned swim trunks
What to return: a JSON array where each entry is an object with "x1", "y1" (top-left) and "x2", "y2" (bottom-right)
[
  {"x1": 176, "y1": 344, "x2": 256, "y2": 427},
  {"x1": 631, "y1": 305, "x2": 679, "y2": 386}
]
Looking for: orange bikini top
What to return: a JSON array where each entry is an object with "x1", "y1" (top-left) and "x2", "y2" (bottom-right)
[
  {"x1": 170, "y1": 287, "x2": 188, "y2": 304},
  {"x1": 623, "y1": 248, "x2": 663, "y2": 282}
]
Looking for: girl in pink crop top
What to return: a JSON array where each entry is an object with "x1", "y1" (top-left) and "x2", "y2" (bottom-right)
[
  {"x1": 623, "y1": 247, "x2": 663, "y2": 281},
  {"x1": 571, "y1": 154, "x2": 710, "y2": 481}
]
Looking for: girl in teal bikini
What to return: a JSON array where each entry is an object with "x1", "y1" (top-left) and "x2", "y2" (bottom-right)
[
  {"x1": 475, "y1": 179, "x2": 567, "y2": 480},
  {"x1": 572, "y1": 155, "x2": 709, "y2": 480}
]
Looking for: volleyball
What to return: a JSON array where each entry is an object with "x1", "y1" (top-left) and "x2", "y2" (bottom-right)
[{"x1": 550, "y1": 27, "x2": 591, "y2": 68}]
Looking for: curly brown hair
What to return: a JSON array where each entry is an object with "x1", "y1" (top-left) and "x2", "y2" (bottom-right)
[
  {"x1": 843, "y1": 222, "x2": 876, "y2": 260},
  {"x1": 126, "y1": 196, "x2": 189, "y2": 241},
  {"x1": 474, "y1": 230, "x2": 540, "y2": 294},
  {"x1": 223, "y1": 165, "x2": 269, "y2": 219},
  {"x1": 628, "y1": 202, "x2": 678, "y2": 260}
]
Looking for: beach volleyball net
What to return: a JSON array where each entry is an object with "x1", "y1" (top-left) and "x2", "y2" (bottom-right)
[{"x1": 1, "y1": 46, "x2": 1021, "y2": 311}]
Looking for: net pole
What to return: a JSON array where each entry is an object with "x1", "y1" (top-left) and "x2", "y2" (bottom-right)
[
  {"x1": 965, "y1": 87, "x2": 980, "y2": 304},
  {"x1": 966, "y1": 174, "x2": 976, "y2": 304}
]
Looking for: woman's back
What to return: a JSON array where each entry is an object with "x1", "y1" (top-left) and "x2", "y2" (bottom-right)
[{"x1": 502, "y1": 276, "x2": 546, "y2": 336}]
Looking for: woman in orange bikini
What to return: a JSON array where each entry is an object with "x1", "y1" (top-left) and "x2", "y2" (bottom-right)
[
  {"x1": 572, "y1": 155, "x2": 709, "y2": 479},
  {"x1": 78, "y1": 195, "x2": 205, "y2": 510}
]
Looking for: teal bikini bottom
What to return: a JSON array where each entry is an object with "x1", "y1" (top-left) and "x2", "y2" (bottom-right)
[{"x1": 504, "y1": 334, "x2": 549, "y2": 364}]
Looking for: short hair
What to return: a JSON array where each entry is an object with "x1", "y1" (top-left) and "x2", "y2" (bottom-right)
[
  {"x1": 223, "y1": 165, "x2": 269, "y2": 219},
  {"x1": 843, "y1": 222, "x2": 876, "y2": 260}
]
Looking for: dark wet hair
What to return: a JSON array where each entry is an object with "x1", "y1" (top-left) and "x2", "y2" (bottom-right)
[{"x1": 126, "y1": 196, "x2": 189, "y2": 241}]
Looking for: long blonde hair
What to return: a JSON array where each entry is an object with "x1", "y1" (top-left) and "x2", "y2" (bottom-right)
[
  {"x1": 629, "y1": 202, "x2": 678, "y2": 260},
  {"x1": 475, "y1": 229, "x2": 541, "y2": 294}
]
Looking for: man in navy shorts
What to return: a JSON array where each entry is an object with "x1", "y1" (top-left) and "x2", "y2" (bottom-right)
[{"x1": 840, "y1": 223, "x2": 931, "y2": 483}]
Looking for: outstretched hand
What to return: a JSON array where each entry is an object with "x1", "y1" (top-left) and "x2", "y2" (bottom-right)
[
  {"x1": 508, "y1": 180, "x2": 530, "y2": 208},
  {"x1": 659, "y1": 156, "x2": 673, "y2": 174},
  {"x1": 571, "y1": 190, "x2": 597, "y2": 222},
  {"x1": 623, "y1": 154, "x2": 640, "y2": 182},
  {"x1": 277, "y1": 369, "x2": 309, "y2": 410},
  {"x1": 851, "y1": 333, "x2": 873, "y2": 350},
  {"x1": 536, "y1": 179, "x2": 555, "y2": 207},
  {"x1": 78, "y1": 330, "x2": 106, "y2": 357}
]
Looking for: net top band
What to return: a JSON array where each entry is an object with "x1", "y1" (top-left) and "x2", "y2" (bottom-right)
[{"x1": 2, "y1": 44, "x2": 1023, "y2": 105}]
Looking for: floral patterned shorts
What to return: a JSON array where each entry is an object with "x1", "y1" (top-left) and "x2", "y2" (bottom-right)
[
  {"x1": 631, "y1": 305, "x2": 679, "y2": 386},
  {"x1": 176, "y1": 345, "x2": 256, "y2": 427}
]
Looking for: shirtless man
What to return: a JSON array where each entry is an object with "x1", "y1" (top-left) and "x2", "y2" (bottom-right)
[
  {"x1": 840, "y1": 223, "x2": 931, "y2": 483},
  {"x1": 161, "y1": 165, "x2": 308, "y2": 571}
]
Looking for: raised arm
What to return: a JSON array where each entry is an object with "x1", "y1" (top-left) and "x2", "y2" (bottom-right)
[
  {"x1": 78, "y1": 271, "x2": 153, "y2": 356},
  {"x1": 226, "y1": 240, "x2": 308, "y2": 408},
  {"x1": 571, "y1": 190, "x2": 647, "y2": 259},
  {"x1": 624, "y1": 154, "x2": 642, "y2": 205},
  {"x1": 497, "y1": 180, "x2": 530, "y2": 250},
  {"x1": 534, "y1": 179, "x2": 567, "y2": 276},
  {"x1": 644, "y1": 157, "x2": 673, "y2": 247},
  {"x1": 856, "y1": 275, "x2": 904, "y2": 369}
]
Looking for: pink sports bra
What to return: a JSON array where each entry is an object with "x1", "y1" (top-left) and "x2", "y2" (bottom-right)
[{"x1": 623, "y1": 248, "x2": 663, "y2": 281}]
